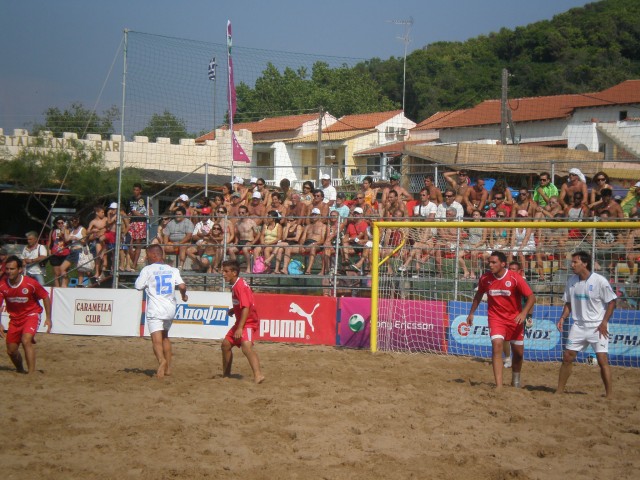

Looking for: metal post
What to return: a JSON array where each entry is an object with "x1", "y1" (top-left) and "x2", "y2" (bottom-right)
[
  {"x1": 316, "y1": 106, "x2": 323, "y2": 181},
  {"x1": 114, "y1": 29, "x2": 128, "y2": 288}
]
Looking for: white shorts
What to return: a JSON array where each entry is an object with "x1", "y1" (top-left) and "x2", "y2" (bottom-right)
[
  {"x1": 566, "y1": 322, "x2": 608, "y2": 353},
  {"x1": 147, "y1": 317, "x2": 173, "y2": 334}
]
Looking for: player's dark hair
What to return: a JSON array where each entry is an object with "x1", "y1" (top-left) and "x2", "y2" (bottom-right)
[
  {"x1": 222, "y1": 259, "x2": 240, "y2": 273},
  {"x1": 490, "y1": 251, "x2": 507, "y2": 263},
  {"x1": 572, "y1": 251, "x2": 592, "y2": 271},
  {"x1": 133, "y1": 182, "x2": 142, "y2": 189},
  {"x1": 146, "y1": 244, "x2": 163, "y2": 257},
  {"x1": 6, "y1": 255, "x2": 23, "y2": 268}
]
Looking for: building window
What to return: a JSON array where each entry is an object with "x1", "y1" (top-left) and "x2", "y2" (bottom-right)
[
  {"x1": 619, "y1": 111, "x2": 628, "y2": 121},
  {"x1": 256, "y1": 151, "x2": 273, "y2": 179}
]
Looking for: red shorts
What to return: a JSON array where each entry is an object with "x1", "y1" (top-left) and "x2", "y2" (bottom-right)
[
  {"x1": 129, "y1": 222, "x2": 147, "y2": 242},
  {"x1": 104, "y1": 231, "x2": 116, "y2": 244},
  {"x1": 225, "y1": 325, "x2": 256, "y2": 347},
  {"x1": 6, "y1": 315, "x2": 39, "y2": 345},
  {"x1": 489, "y1": 318, "x2": 524, "y2": 343}
]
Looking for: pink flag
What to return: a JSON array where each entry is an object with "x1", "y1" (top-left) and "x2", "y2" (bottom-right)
[{"x1": 227, "y1": 20, "x2": 250, "y2": 163}]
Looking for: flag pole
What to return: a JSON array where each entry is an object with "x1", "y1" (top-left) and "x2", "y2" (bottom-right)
[{"x1": 227, "y1": 21, "x2": 234, "y2": 183}]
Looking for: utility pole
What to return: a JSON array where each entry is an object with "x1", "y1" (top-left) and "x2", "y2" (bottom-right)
[
  {"x1": 500, "y1": 68, "x2": 509, "y2": 145},
  {"x1": 387, "y1": 17, "x2": 413, "y2": 113}
]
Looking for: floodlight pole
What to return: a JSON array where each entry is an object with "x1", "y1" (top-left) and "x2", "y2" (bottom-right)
[{"x1": 387, "y1": 17, "x2": 413, "y2": 113}]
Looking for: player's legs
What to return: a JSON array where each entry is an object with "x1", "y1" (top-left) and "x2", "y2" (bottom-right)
[
  {"x1": 490, "y1": 337, "x2": 505, "y2": 389},
  {"x1": 221, "y1": 338, "x2": 233, "y2": 377},
  {"x1": 510, "y1": 342, "x2": 524, "y2": 387},
  {"x1": 21, "y1": 333, "x2": 36, "y2": 374},
  {"x1": 595, "y1": 352, "x2": 612, "y2": 398},
  {"x1": 162, "y1": 333, "x2": 172, "y2": 376},
  {"x1": 503, "y1": 341, "x2": 512, "y2": 368},
  {"x1": 150, "y1": 330, "x2": 168, "y2": 378},
  {"x1": 241, "y1": 341, "x2": 264, "y2": 384},
  {"x1": 556, "y1": 349, "x2": 578, "y2": 394},
  {"x1": 6, "y1": 342, "x2": 25, "y2": 373}
]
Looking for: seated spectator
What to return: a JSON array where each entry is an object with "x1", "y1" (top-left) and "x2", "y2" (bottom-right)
[
  {"x1": 398, "y1": 220, "x2": 436, "y2": 276},
  {"x1": 321, "y1": 174, "x2": 337, "y2": 207},
  {"x1": 268, "y1": 192, "x2": 287, "y2": 218},
  {"x1": 382, "y1": 189, "x2": 406, "y2": 218},
  {"x1": 433, "y1": 207, "x2": 462, "y2": 277},
  {"x1": 279, "y1": 178, "x2": 295, "y2": 205},
  {"x1": 380, "y1": 210, "x2": 406, "y2": 274},
  {"x1": 621, "y1": 181, "x2": 640, "y2": 217},
  {"x1": 60, "y1": 215, "x2": 90, "y2": 284},
  {"x1": 232, "y1": 176, "x2": 249, "y2": 203},
  {"x1": 352, "y1": 192, "x2": 377, "y2": 218},
  {"x1": 322, "y1": 210, "x2": 346, "y2": 275},
  {"x1": 200, "y1": 223, "x2": 225, "y2": 273},
  {"x1": 247, "y1": 191, "x2": 267, "y2": 226},
  {"x1": 187, "y1": 207, "x2": 214, "y2": 271},
  {"x1": 590, "y1": 188, "x2": 624, "y2": 219},
  {"x1": 488, "y1": 179, "x2": 514, "y2": 208},
  {"x1": 535, "y1": 212, "x2": 568, "y2": 281},
  {"x1": 532, "y1": 171, "x2": 558, "y2": 207},
  {"x1": 484, "y1": 207, "x2": 511, "y2": 265},
  {"x1": 300, "y1": 181, "x2": 315, "y2": 205},
  {"x1": 228, "y1": 206, "x2": 259, "y2": 273},
  {"x1": 413, "y1": 188, "x2": 438, "y2": 219},
  {"x1": 589, "y1": 171, "x2": 614, "y2": 205},
  {"x1": 221, "y1": 182, "x2": 234, "y2": 209},
  {"x1": 169, "y1": 194, "x2": 191, "y2": 217},
  {"x1": 360, "y1": 176, "x2": 380, "y2": 210},
  {"x1": 564, "y1": 191, "x2": 588, "y2": 241},
  {"x1": 559, "y1": 168, "x2": 588, "y2": 208},
  {"x1": 423, "y1": 174, "x2": 443, "y2": 205},
  {"x1": 511, "y1": 187, "x2": 537, "y2": 219},
  {"x1": 299, "y1": 208, "x2": 328, "y2": 274},
  {"x1": 459, "y1": 209, "x2": 487, "y2": 279},
  {"x1": 463, "y1": 178, "x2": 488, "y2": 216},
  {"x1": 330, "y1": 192, "x2": 351, "y2": 219},
  {"x1": 309, "y1": 189, "x2": 329, "y2": 219},
  {"x1": 22, "y1": 231, "x2": 48, "y2": 285},
  {"x1": 162, "y1": 206, "x2": 193, "y2": 270},
  {"x1": 381, "y1": 172, "x2": 412, "y2": 207},
  {"x1": 436, "y1": 189, "x2": 464, "y2": 220},
  {"x1": 254, "y1": 210, "x2": 281, "y2": 271},
  {"x1": 535, "y1": 195, "x2": 563, "y2": 219},
  {"x1": 341, "y1": 207, "x2": 369, "y2": 273},
  {"x1": 285, "y1": 194, "x2": 308, "y2": 226},
  {"x1": 273, "y1": 215, "x2": 303, "y2": 274},
  {"x1": 214, "y1": 206, "x2": 235, "y2": 244},
  {"x1": 485, "y1": 191, "x2": 511, "y2": 219},
  {"x1": 151, "y1": 214, "x2": 171, "y2": 246}
]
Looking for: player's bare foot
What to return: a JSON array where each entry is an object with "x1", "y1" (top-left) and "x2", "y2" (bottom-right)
[
  {"x1": 254, "y1": 375, "x2": 265, "y2": 384},
  {"x1": 165, "y1": 366, "x2": 172, "y2": 376},
  {"x1": 156, "y1": 360, "x2": 167, "y2": 378}
]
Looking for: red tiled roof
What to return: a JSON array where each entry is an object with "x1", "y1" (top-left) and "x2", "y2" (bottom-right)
[
  {"x1": 323, "y1": 110, "x2": 404, "y2": 133},
  {"x1": 195, "y1": 113, "x2": 320, "y2": 142},
  {"x1": 416, "y1": 80, "x2": 640, "y2": 130}
]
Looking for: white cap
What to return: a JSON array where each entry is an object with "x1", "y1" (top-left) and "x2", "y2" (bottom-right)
[
  {"x1": 250, "y1": 177, "x2": 258, "y2": 184},
  {"x1": 232, "y1": 176, "x2": 244, "y2": 185},
  {"x1": 311, "y1": 208, "x2": 321, "y2": 215},
  {"x1": 252, "y1": 191, "x2": 262, "y2": 199},
  {"x1": 568, "y1": 168, "x2": 586, "y2": 183},
  {"x1": 353, "y1": 207, "x2": 364, "y2": 214},
  {"x1": 179, "y1": 194, "x2": 189, "y2": 202},
  {"x1": 635, "y1": 181, "x2": 640, "y2": 187},
  {"x1": 321, "y1": 174, "x2": 331, "y2": 180},
  {"x1": 108, "y1": 202, "x2": 118, "y2": 210}
]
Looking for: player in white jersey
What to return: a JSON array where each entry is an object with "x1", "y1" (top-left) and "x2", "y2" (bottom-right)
[
  {"x1": 135, "y1": 245, "x2": 188, "y2": 378},
  {"x1": 556, "y1": 251, "x2": 617, "y2": 397}
]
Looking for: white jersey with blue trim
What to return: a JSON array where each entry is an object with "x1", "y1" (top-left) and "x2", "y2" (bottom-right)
[
  {"x1": 135, "y1": 263, "x2": 184, "y2": 320},
  {"x1": 562, "y1": 272, "x2": 616, "y2": 325}
]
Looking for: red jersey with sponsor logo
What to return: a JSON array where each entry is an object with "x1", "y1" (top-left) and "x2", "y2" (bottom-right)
[
  {"x1": 477, "y1": 270, "x2": 533, "y2": 323},
  {"x1": 0, "y1": 275, "x2": 48, "y2": 324},
  {"x1": 231, "y1": 277, "x2": 259, "y2": 329}
]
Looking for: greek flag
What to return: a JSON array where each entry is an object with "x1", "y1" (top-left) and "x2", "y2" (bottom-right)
[{"x1": 208, "y1": 57, "x2": 216, "y2": 81}]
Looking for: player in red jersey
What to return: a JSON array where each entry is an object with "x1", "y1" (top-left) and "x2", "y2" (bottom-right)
[
  {"x1": 220, "y1": 260, "x2": 264, "y2": 384},
  {"x1": 466, "y1": 251, "x2": 535, "y2": 389},
  {"x1": 0, "y1": 256, "x2": 51, "y2": 374}
]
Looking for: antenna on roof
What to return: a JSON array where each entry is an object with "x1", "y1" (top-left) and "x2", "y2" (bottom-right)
[{"x1": 387, "y1": 17, "x2": 413, "y2": 114}]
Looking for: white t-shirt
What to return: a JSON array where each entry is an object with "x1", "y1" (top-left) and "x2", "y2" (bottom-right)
[
  {"x1": 436, "y1": 201, "x2": 464, "y2": 220},
  {"x1": 322, "y1": 185, "x2": 337, "y2": 204},
  {"x1": 21, "y1": 244, "x2": 47, "y2": 276},
  {"x1": 135, "y1": 262, "x2": 185, "y2": 320},
  {"x1": 562, "y1": 272, "x2": 617, "y2": 325},
  {"x1": 413, "y1": 201, "x2": 438, "y2": 218}
]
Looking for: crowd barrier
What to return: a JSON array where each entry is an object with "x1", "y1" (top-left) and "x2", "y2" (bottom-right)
[{"x1": 1, "y1": 289, "x2": 638, "y2": 366}]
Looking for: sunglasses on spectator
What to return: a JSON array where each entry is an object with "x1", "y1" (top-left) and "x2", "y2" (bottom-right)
[
  {"x1": 497, "y1": 214, "x2": 505, "y2": 218},
  {"x1": 217, "y1": 210, "x2": 226, "y2": 214},
  {"x1": 445, "y1": 194, "x2": 454, "y2": 198},
  {"x1": 256, "y1": 182, "x2": 264, "y2": 186},
  {"x1": 495, "y1": 196, "x2": 504, "y2": 200},
  {"x1": 313, "y1": 194, "x2": 322, "y2": 197},
  {"x1": 596, "y1": 178, "x2": 606, "y2": 182}
]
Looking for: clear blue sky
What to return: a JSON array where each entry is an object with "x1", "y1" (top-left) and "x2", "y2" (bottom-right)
[{"x1": 0, "y1": 0, "x2": 593, "y2": 132}]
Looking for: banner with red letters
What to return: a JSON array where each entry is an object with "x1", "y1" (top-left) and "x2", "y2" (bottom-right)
[{"x1": 255, "y1": 293, "x2": 337, "y2": 346}]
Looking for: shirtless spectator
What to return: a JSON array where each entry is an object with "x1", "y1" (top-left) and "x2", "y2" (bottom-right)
[
  {"x1": 536, "y1": 195, "x2": 563, "y2": 219},
  {"x1": 381, "y1": 172, "x2": 411, "y2": 211},
  {"x1": 285, "y1": 193, "x2": 308, "y2": 226},
  {"x1": 87, "y1": 205, "x2": 109, "y2": 280},
  {"x1": 532, "y1": 172, "x2": 558, "y2": 208},
  {"x1": 443, "y1": 169, "x2": 470, "y2": 204},
  {"x1": 169, "y1": 194, "x2": 191, "y2": 217},
  {"x1": 279, "y1": 178, "x2": 295, "y2": 206},
  {"x1": 589, "y1": 171, "x2": 614, "y2": 206},
  {"x1": 463, "y1": 178, "x2": 489, "y2": 215},
  {"x1": 269, "y1": 192, "x2": 287, "y2": 219},
  {"x1": 511, "y1": 187, "x2": 538, "y2": 219},
  {"x1": 590, "y1": 188, "x2": 624, "y2": 219},
  {"x1": 322, "y1": 210, "x2": 346, "y2": 275},
  {"x1": 559, "y1": 168, "x2": 588, "y2": 208},
  {"x1": 215, "y1": 206, "x2": 235, "y2": 245},
  {"x1": 186, "y1": 207, "x2": 214, "y2": 271},
  {"x1": 228, "y1": 192, "x2": 244, "y2": 220},
  {"x1": 352, "y1": 192, "x2": 376, "y2": 218},
  {"x1": 162, "y1": 206, "x2": 193, "y2": 270},
  {"x1": 436, "y1": 189, "x2": 464, "y2": 220},
  {"x1": 423, "y1": 174, "x2": 443, "y2": 205},
  {"x1": 247, "y1": 191, "x2": 267, "y2": 226},
  {"x1": 488, "y1": 180, "x2": 514, "y2": 208},
  {"x1": 232, "y1": 176, "x2": 249, "y2": 204},
  {"x1": 228, "y1": 206, "x2": 260, "y2": 273},
  {"x1": 382, "y1": 190, "x2": 407, "y2": 218},
  {"x1": 309, "y1": 189, "x2": 329, "y2": 220},
  {"x1": 299, "y1": 208, "x2": 328, "y2": 274},
  {"x1": 273, "y1": 215, "x2": 303, "y2": 274}
]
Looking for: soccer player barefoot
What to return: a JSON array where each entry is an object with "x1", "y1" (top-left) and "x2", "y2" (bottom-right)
[
  {"x1": 221, "y1": 260, "x2": 265, "y2": 384},
  {"x1": 556, "y1": 251, "x2": 616, "y2": 398},
  {"x1": 0, "y1": 256, "x2": 52, "y2": 374},
  {"x1": 135, "y1": 245, "x2": 188, "y2": 379},
  {"x1": 466, "y1": 251, "x2": 535, "y2": 389}
]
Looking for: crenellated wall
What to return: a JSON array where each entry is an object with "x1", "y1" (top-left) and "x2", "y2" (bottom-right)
[{"x1": 0, "y1": 128, "x2": 252, "y2": 178}]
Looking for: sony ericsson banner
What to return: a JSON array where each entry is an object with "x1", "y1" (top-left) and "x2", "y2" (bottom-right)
[
  {"x1": 339, "y1": 297, "x2": 371, "y2": 348},
  {"x1": 142, "y1": 290, "x2": 232, "y2": 339},
  {"x1": 255, "y1": 293, "x2": 337, "y2": 346}
]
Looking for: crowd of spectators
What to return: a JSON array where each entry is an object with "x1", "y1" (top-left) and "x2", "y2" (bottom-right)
[{"x1": 5, "y1": 170, "x2": 640, "y2": 286}]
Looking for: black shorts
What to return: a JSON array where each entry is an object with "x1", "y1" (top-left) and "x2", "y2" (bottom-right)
[{"x1": 49, "y1": 254, "x2": 67, "y2": 267}]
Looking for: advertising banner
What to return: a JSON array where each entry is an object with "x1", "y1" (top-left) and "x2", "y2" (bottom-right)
[
  {"x1": 339, "y1": 297, "x2": 371, "y2": 348},
  {"x1": 1, "y1": 287, "x2": 52, "y2": 334},
  {"x1": 52, "y1": 288, "x2": 141, "y2": 337},
  {"x1": 377, "y1": 299, "x2": 449, "y2": 352},
  {"x1": 141, "y1": 290, "x2": 232, "y2": 340},
  {"x1": 255, "y1": 294, "x2": 337, "y2": 346}
]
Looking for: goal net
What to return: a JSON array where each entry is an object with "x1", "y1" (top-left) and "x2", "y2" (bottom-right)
[{"x1": 371, "y1": 220, "x2": 640, "y2": 367}]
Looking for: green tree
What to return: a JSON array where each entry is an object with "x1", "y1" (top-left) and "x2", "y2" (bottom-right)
[
  {"x1": 31, "y1": 102, "x2": 120, "y2": 138},
  {"x1": 134, "y1": 110, "x2": 192, "y2": 144},
  {"x1": 0, "y1": 139, "x2": 141, "y2": 226}
]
